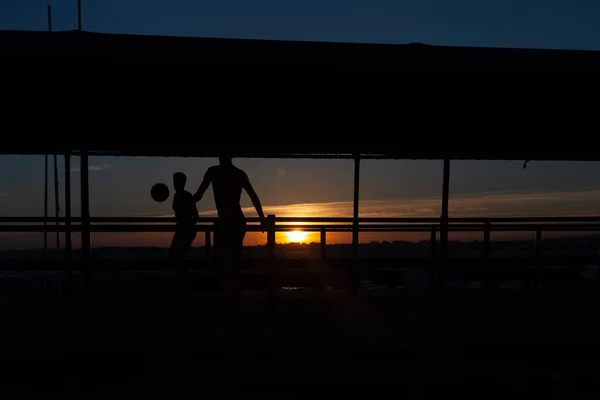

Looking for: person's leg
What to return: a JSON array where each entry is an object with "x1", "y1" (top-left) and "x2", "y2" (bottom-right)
[
  {"x1": 220, "y1": 237, "x2": 237, "y2": 304},
  {"x1": 213, "y1": 224, "x2": 230, "y2": 304},
  {"x1": 183, "y1": 231, "x2": 196, "y2": 257},
  {"x1": 213, "y1": 222, "x2": 226, "y2": 261},
  {"x1": 216, "y1": 221, "x2": 243, "y2": 306},
  {"x1": 169, "y1": 232, "x2": 185, "y2": 261},
  {"x1": 180, "y1": 231, "x2": 196, "y2": 290},
  {"x1": 224, "y1": 221, "x2": 246, "y2": 301},
  {"x1": 233, "y1": 220, "x2": 247, "y2": 259},
  {"x1": 170, "y1": 231, "x2": 189, "y2": 294}
]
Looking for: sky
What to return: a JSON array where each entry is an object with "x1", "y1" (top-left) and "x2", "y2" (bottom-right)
[
  {"x1": 3, "y1": 156, "x2": 600, "y2": 249},
  {"x1": 3, "y1": 1, "x2": 600, "y2": 248}
]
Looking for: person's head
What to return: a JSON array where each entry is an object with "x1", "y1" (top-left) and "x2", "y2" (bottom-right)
[
  {"x1": 218, "y1": 152, "x2": 233, "y2": 165},
  {"x1": 173, "y1": 172, "x2": 187, "y2": 192}
]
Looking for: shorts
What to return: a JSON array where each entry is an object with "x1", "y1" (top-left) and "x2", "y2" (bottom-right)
[{"x1": 214, "y1": 219, "x2": 246, "y2": 260}]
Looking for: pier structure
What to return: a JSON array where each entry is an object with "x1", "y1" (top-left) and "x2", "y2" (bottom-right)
[{"x1": 2, "y1": 28, "x2": 600, "y2": 301}]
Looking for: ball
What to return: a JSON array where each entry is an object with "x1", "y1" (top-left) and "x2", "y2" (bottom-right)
[{"x1": 150, "y1": 183, "x2": 170, "y2": 202}]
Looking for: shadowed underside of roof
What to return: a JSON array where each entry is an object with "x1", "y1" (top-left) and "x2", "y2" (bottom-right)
[
  {"x1": 2, "y1": 30, "x2": 598, "y2": 160},
  {"x1": 1, "y1": 146, "x2": 598, "y2": 161},
  {"x1": 2, "y1": 97, "x2": 596, "y2": 160},
  {"x1": 2, "y1": 30, "x2": 600, "y2": 70}
]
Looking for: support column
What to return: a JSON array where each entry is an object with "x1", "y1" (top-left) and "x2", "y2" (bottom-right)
[
  {"x1": 266, "y1": 214, "x2": 276, "y2": 310},
  {"x1": 53, "y1": 154, "x2": 60, "y2": 248},
  {"x1": 44, "y1": 155, "x2": 48, "y2": 253},
  {"x1": 81, "y1": 150, "x2": 91, "y2": 261},
  {"x1": 80, "y1": 150, "x2": 93, "y2": 317},
  {"x1": 438, "y1": 159, "x2": 451, "y2": 303},
  {"x1": 64, "y1": 151, "x2": 73, "y2": 294},
  {"x1": 351, "y1": 155, "x2": 360, "y2": 292},
  {"x1": 352, "y1": 155, "x2": 360, "y2": 259}
]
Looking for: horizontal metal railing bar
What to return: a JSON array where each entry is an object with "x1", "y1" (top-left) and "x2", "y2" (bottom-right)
[
  {"x1": 3, "y1": 223, "x2": 600, "y2": 233},
  {"x1": 3, "y1": 216, "x2": 600, "y2": 224}
]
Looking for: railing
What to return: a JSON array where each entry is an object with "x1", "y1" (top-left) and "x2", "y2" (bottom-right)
[
  {"x1": 2, "y1": 215, "x2": 600, "y2": 262},
  {"x1": 2, "y1": 215, "x2": 600, "y2": 296}
]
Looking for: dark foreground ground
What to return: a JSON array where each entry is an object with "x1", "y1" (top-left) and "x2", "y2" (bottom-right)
[{"x1": 2, "y1": 271, "x2": 600, "y2": 397}]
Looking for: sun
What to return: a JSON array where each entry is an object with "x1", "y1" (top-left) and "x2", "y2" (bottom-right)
[{"x1": 286, "y1": 230, "x2": 308, "y2": 243}]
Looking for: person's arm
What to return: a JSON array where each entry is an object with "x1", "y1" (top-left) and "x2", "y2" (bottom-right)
[
  {"x1": 241, "y1": 171, "x2": 266, "y2": 231},
  {"x1": 191, "y1": 195, "x2": 200, "y2": 220},
  {"x1": 192, "y1": 168, "x2": 213, "y2": 202}
]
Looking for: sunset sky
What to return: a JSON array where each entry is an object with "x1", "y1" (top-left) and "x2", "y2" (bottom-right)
[{"x1": 3, "y1": 155, "x2": 600, "y2": 250}]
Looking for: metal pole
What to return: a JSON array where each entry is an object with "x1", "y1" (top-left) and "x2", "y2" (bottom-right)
[
  {"x1": 47, "y1": 5, "x2": 52, "y2": 32},
  {"x1": 44, "y1": 155, "x2": 48, "y2": 253},
  {"x1": 77, "y1": 0, "x2": 82, "y2": 31},
  {"x1": 53, "y1": 154, "x2": 60, "y2": 249},
  {"x1": 81, "y1": 150, "x2": 91, "y2": 260},
  {"x1": 266, "y1": 214, "x2": 276, "y2": 311},
  {"x1": 440, "y1": 159, "x2": 450, "y2": 258},
  {"x1": 80, "y1": 150, "x2": 93, "y2": 317},
  {"x1": 350, "y1": 155, "x2": 360, "y2": 292},
  {"x1": 64, "y1": 152, "x2": 73, "y2": 294},
  {"x1": 44, "y1": 7, "x2": 51, "y2": 252},
  {"x1": 352, "y1": 155, "x2": 360, "y2": 259},
  {"x1": 438, "y1": 159, "x2": 451, "y2": 301}
]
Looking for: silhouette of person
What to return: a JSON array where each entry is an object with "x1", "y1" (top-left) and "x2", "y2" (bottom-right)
[
  {"x1": 192, "y1": 155, "x2": 266, "y2": 261},
  {"x1": 169, "y1": 172, "x2": 199, "y2": 262}
]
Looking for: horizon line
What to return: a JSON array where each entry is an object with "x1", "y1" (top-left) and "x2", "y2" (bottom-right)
[{"x1": 2, "y1": 233, "x2": 596, "y2": 253}]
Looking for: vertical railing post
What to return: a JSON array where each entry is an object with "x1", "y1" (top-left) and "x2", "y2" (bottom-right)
[
  {"x1": 429, "y1": 226, "x2": 437, "y2": 258},
  {"x1": 318, "y1": 226, "x2": 328, "y2": 294},
  {"x1": 483, "y1": 220, "x2": 491, "y2": 259},
  {"x1": 205, "y1": 226, "x2": 212, "y2": 260},
  {"x1": 266, "y1": 215, "x2": 276, "y2": 305},
  {"x1": 320, "y1": 227, "x2": 327, "y2": 260},
  {"x1": 534, "y1": 227, "x2": 542, "y2": 288},
  {"x1": 267, "y1": 215, "x2": 276, "y2": 259},
  {"x1": 429, "y1": 226, "x2": 437, "y2": 288}
]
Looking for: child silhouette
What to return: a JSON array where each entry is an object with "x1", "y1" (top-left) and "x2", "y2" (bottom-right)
[{"x1": 169, "y1": 172, "x2": 199, "y2": 261}]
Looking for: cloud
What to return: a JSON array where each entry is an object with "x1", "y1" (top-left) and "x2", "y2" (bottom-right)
[
  {"x1": 0, "y1": 192, "x2": 6, "y2": 197},
  {"x1": 129, "y1": 189, "x2": 600, "y2": 220},
  {"x1": 62, "y1": 164, "x2": 112, "y2": 173}
]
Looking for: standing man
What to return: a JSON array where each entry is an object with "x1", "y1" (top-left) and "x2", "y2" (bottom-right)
[
  {"x1": 193, "y1": 154, "x2": 267, "y2": 303},
  {"x1": 192, "y1": 154, "x2": 267, "y2": 258}
]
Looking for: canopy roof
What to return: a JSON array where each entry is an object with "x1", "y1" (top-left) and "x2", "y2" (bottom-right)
[
  {"x1": 2, "y1": 29, "x2": 600, "y2": 70},
  {"x1": 2, "y1": 30, "x2": 597, "y2": 160},
  {"x1": 0, "y1": 146, "x2": 597, "y2": 161}
]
